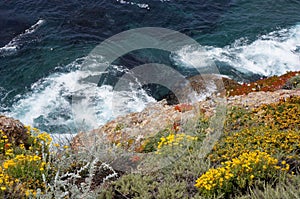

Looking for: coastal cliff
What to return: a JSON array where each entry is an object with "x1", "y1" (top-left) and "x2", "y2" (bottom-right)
[{"x1": 1, "y1": 71, "x2": 300, "y2": 198}]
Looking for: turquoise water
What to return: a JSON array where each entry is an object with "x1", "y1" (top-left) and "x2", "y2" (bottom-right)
[{"x1": 0, "y1": 0, "x2": 299, "y2": 133}]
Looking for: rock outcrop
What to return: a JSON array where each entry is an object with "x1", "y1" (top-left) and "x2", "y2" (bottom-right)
[
  {"x1": 0, "y1": 115, "x2": 28, "y2": 146},
  {"x1": 163, "y1": 75, "x2": 239, "y2": 105}
]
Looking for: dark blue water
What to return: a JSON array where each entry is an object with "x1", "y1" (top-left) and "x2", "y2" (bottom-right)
[{"x1": 0, "y1": 0, "x2": 300, "y2": 133}]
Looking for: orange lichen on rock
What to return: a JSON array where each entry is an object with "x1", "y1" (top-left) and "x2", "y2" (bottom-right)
[{"x1": 174, "y1": 103, "x2": 193, "y2": 112}]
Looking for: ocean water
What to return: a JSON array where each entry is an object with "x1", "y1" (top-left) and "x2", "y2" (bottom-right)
[{"x1": 0, "y1": 0, "x2": 299, "y2": 134}]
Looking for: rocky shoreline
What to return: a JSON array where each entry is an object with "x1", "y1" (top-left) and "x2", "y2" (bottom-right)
[
  {"x1": 1, "y1": 71, "x2": 300, "y2": 198},
  {"x1": 72, "y1": 70, "x2": 300, "y2": 152}
]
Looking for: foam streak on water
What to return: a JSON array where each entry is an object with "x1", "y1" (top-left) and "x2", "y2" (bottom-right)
[
  {"x1": 0, "y1": 19, "x2": 45, "y2": 56},
  {"x1": 175, "y1": 25, "x2": 300, "y2": 77},
  {"x1": 116, "y1": 0, "x2": 150, "y2": 10}
]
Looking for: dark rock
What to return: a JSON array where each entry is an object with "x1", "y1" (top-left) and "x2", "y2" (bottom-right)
[
  {"x1": 161, "y1": 74, "x2": 240, "y2": 105},
  {"x1": 221, "y1": 77, "x2": 241, "y2": 91}
]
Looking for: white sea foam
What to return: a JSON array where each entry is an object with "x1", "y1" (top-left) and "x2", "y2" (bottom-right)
[
  {"x1": 5, "y1": 57, "x2": 155, "y2": 133},
  {"x1": 116, "y1": 0, "x2": 150, "y2": 10},
  {"x1": 0, "y1": 19, "x2": 45, "y2": 55},
  {"x1": 174, "y1": 25, "x2": 300, "y2": 77}
]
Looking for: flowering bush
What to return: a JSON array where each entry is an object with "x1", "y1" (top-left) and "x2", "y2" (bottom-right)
[
  {"x1": 209, "y1": 126, "x2": 300, "y2": 164},
  {"x1": 253, "y1": 96, "x2": 300, "y2": 130},
  {"x1": 155, "y1": 133, "x2": 198, "y2": 154},
  {"x1": 195, "y1": 151, "x2": 289, "y2": 197},
  {"x1": 226, "y1": 96, "x2": 300, "y2": 131},
  {"x1": 0, "y1": 126, "x2": 52, "y2": 198}
]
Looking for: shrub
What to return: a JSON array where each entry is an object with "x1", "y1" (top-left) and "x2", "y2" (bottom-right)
[
  {"x1": 195, "y1": 151, "x2": 289, "y2": 197},
  {"x1": 235, "y1": 175, "x2": 300, "y2": 199},
  {"x1": 209, "y1": 126, "x2": 300, "y2": 164},
  {"x1": 155, "y1": 133, "x2": 198, "y2": 154},
  {"x1": 0, "y1": 126, "x2": 52, "y2": 198},
  {"x1": 253, "y1": 96, "x2": 300, "y2": 130},
  {"x1": 226, "y1": 96, "x2": 300, "y2": 132},
  {"x1": 283, "y1": 75, "x2": 300, "y2": 89}
]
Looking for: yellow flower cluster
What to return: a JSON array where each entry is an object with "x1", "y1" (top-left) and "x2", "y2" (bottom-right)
[
  {"x1": 155, "y1": 133, "x2": 198, "y2": 154},
  {"x1": 2, "y1": 154, "x2": 43, "y2": 168},
  {"x1": 0, "y1": 167, "x2": 13, "y2": 191},
  {"x1": 195, "y1": 166, "x2": 234, "y2": 191},
  {"x1": 195, "y1": 151, "x2": 287, "y2": 196},
  {"x1": 0, "y1": 131, "x2": 9, "y2": 155},
  {"x1": 253, "y1": 96, "x2": 300, "y2": 130},
  {"x1": 226, "y1": 96, "x2": 300, "y2": 132},
  {"x1": 36, "y1": 132, "x2": 52, "y2": 146},
  {"x1": 25, "y1": 126, "x2": 52, "y2": 149},
  {"x1": 0, "y1": 154, "x2": 46, "y2": 186},
  {"x1": 210, "y1": 126, "x2": 300, "y2": 163},
  {"x1": 0, "y1": 126, "x2": 52, "y2": 198},
  {"x1": 157, "y1": 133, "x2": 198, "y2": 149}
]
